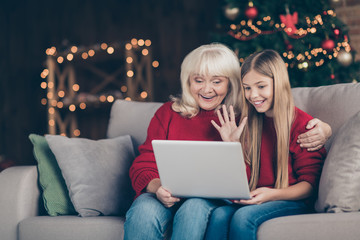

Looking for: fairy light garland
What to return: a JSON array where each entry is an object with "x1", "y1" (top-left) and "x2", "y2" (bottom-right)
[
  {"x1": 41, "y1": 38, "x2": 159, "y2": 136},
  {"x1": 230, "y1": 9, "x2": 352, "y2": 70}
]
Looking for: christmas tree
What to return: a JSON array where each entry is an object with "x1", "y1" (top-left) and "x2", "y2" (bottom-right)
[{"x1": 212, "y1": 0, "x2": 360, "y2": 87}]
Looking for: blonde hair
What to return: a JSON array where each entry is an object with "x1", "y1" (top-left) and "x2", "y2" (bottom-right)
[
  {"x1": 239, "y1": 49, "x2": 294, "y2": 190},
  {"x1": 171, "y1": 43, "x2": 241, "y2": 118}
]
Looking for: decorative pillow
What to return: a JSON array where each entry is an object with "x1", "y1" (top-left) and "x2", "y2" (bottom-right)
[
  {"x1": 315, "y1": 111, "x2": 360, "y2": 213},
  {"x1": 28, "y1": 134, "x2": 76, "y2": 216},
  {"x1": 45, "y1": 134, "x2": 136, "y2": 217}
]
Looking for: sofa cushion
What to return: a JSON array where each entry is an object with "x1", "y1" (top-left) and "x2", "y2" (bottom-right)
[
  {"x1": 315, "y1": 110, "x2": 360, "y2": 213},
  {"x1": 28, "y1": 134, "x2": 76, "y2": 216},
  {"x1": 107, "y1": 100, "x2": 162, "y2": 152},
  {"x1": 45, "y1": 134, "x2": 135, "y2": 217},
  {"x1": 19, "y1": 216, "x2": 125, "y2": 240},
  {"x1": 257, "y1": 212, "x2": 360, "y2": 240},
  {"x1": 292, "y1": 83, "x2": 360, "y2": 151}
]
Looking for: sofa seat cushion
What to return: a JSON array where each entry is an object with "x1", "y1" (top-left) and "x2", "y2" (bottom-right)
[
  {"x1": 19, "y1": 216, "x2": 125, "y2": 240},
  {"x1": 257, "y1": 212, "x2": 360, "y2": 240}
]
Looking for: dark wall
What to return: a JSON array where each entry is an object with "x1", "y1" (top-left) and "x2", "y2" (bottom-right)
[{"x1": 0, "y1": 0, "x2": 221, "y2": 165}]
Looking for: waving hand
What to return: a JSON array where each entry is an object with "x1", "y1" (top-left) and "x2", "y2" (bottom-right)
[{"x1": 211, "y1": 105, "x2": 247, "y2": 142}]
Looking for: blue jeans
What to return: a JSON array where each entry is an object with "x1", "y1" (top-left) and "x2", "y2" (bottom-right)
[
  {"x1": 124, "y1": 193, "x2": 219, "y2": 240},
  {"x1": 205, "y1": 200, "x2": 309, "y2": 240}
]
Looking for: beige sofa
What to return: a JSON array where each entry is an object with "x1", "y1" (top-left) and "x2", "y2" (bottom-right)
[{"x1": 1, "y1": 82, "x2": 360, "y2": 240}]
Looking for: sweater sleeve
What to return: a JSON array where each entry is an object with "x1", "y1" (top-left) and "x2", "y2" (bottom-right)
[
  {"x1": 129, "y1": 102, "x2": 172, "y2": 197},
  {"x1": 289, "y1": 109, "x2": 327, "y2": 190}
]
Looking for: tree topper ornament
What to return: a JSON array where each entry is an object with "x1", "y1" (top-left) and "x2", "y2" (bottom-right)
[{"x1": 280, "y1": 5, "x2": 298, "y2": 36}]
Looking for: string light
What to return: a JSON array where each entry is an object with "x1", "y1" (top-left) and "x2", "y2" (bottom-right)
[{"x1": 42, "y1": 38, "x2": 159, "y2": 137}]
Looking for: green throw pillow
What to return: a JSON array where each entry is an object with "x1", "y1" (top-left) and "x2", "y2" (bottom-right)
[{"x1": 29, "y1": 134, "x2": 76, "y2": 216}]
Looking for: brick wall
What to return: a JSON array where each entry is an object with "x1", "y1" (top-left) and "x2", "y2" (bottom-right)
[{"x1": 333, "y1": 0, "x2": 360, "y2": 60}]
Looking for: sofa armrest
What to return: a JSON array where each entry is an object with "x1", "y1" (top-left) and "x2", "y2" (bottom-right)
[{"x1": 0, "y1": 166, "x2": 40, "y2": 240}]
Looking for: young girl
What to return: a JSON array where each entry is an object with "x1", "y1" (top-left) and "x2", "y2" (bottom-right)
[{"x1": 206, "y1": 49, "x2": 327, "y2": 240}]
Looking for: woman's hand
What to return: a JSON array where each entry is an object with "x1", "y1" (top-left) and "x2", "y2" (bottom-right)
[
  {"x1": 211, "y1": 105, "x2": 247, "y2": 142},
  {"x1": 146, "y1": 178, "x2": 180, "y2": 208},
  {"x1": 156, "y1": 186, "x2": 181, "y2": 208},
  {"x1": 297, "y1": 118, "x2": 332, "y2": 151}
]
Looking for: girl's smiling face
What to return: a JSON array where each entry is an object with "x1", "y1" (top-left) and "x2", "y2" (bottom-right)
[
  {"x1": 189, "y1": 74, "x2": 229, "y2": 111},
  {"x1": 242, "y1": 70, "x2": 274, "y2": 117}
]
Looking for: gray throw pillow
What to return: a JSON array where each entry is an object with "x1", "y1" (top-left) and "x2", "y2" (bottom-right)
[
  {"x1": 45, "y1": 134, "x2": 135, "y2": 217},
  {"x1": 315, "y1": 111, "x2": 360, "y2": 213}
]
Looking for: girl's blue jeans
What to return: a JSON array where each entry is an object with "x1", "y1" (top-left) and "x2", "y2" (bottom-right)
[
  {"x1": 205, "y1": 200, "x2": 309, "y2": 240},
  {"x1": 124, "y1": 193, "x2": 219, "y2": 240}
]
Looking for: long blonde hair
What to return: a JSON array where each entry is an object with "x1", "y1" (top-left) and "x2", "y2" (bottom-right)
[
  {"x1": 171, "y1": 43, "x2": 241, "y2": 118},
  {"x1": 240, "y1": 49, "x2": 294, "y2": 190}
]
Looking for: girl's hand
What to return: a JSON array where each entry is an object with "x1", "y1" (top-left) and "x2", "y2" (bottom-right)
[
  {"x1": 211, "y1": 105, "x2": 247, "y2": 142},
  {"x1": 297, "y1": 118, "x2": 332, "y2": 151},
  {"x1": 156, "y1": 186, "x2": 181, "y2": 208},
  {"x1": 233, "y1": 187, "x2": 277, "y2": 205}
]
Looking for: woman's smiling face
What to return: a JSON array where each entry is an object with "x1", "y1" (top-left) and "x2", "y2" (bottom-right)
[{"x1": 189, "y1": 74, "x2": 229, "y2": 111}]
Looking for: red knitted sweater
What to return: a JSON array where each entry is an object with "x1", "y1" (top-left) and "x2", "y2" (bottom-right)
[{"x1": 129, "y1": 102, "x2": 326, "y2": 198}]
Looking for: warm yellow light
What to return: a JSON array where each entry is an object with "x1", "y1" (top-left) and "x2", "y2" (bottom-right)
[
  {"x1": 60, "y1": 133, "x2": 66, "y2": 136},
  {"x1": 140, "y1": 91, "x2": 148, "y2": 99},
  {"x1": 73, "y1": 129, "x2": 81, "y2": 137},
  {"x1": 138, "y1": 39, "x2": 145, "y2": 46},
  {"x1": 126, "y1": 57, "x2": 133, "y2": 63},
  {"x1": 57, "y1": 102, "x2": 63, "y2": 108},
  {"x1": 127, "y1": 70, "x2": 134, "y2": 77},
  {"x1": 145, "y1": 39, "x2": 151, "y2": 46},
  {"x1": 107, "y1": 95, "x2": 114, "y2": 103},
  {"x1": 79, "y1": 103, "x2": 86, "y2": 109},
  {"x1": 82, "y1": 52, "x2": 88, "y2": 59},
  {"x1": 46, "y1": 47, "x2": 57, "y2": 56},
  {"x1": 45, "y1": 48, "x2": 52, "y2": 55},
  {"x1": 88, "y1": 49, "x2": 95, "y2": 57},
  {"x1": 121, "y1": 86, "x2": 128, "y2": 92},
  {"x1": 57, "y1": 56, "x2": 64, "y2": 63},
  {"x1": 125, "y1": 43, "x2": 132, "y2": 50},
  {"x1": 99, "y1": 95, "x2": 106, "y2": 102},
  {"x1": 142, "y1": 49, "x2": 149, "y2": 56},
  {"x1": 41, "y1": 82, "x2": 47, "y2": 89},
  {"x1": 131, "y1": 38, "x2": 138, "y2": 45},
  {"x1": 125, "y1": 97, "x2": 131, "y2": 101},
  {"x1": 69, "y1": 104, "x2": 76, "y2": 112},
  {"x1": 72, "y1": 84, "x2": 80, "y2": 91},
  {"x1": 49, "y1": 120, "x2": 55, "y2": 126},
  {"x1": 48, "y1": 107, "x2": 55, "y2": 114},
  {"x1": 107, "y1": 47, "x2": 114, "y2": 54},
  {"x1": 41, "y1": 98, "x2": 47, "y2": 105},
  {"x1": 67, "y1": 54, "x2": 74, "y2": 61},
  {"x1": 48, "y1": 82, "x2": 54, "y2": 89},
  {"x1": 152, "y1": 61, "x2": 159, "y2": 68},
  {"x1": 58, "y1": 90, "x2": 65, "y2": 98},
  {"x1": 51, "y1": 100, "x2": 57, "y2": 106},
  {"x1": 101, "y1": 43, "x2": 108, "y2": 50},
  {"x1": 71, "y1": 46, "x2": 78, "y2": 53},
  {"x1": 47, "y1": 92, "x2": 53, "y2": 99}
]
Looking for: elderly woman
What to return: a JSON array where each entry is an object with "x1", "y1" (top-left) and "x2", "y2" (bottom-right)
[{"x1": 123, "y1": 43, "x2": 331, "y2": 240}]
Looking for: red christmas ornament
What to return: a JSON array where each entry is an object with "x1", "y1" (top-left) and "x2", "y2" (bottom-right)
[
  {"x1": 321, "y1": 39, "x2": 335, "y2": 51},
  {"x1": 245, "y1": 5, "x2": 258, "y2": 19},
  {"x1": 333, "y1": 28, "x2": 340, "y2": 36},
  {"x1": 284, "y1": 40, "x2": 293, "y2": 51}
]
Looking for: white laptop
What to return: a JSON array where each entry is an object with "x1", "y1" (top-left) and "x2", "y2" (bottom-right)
[{"x1": 152, "y1": 140, "x2": 251, "y2": 200}]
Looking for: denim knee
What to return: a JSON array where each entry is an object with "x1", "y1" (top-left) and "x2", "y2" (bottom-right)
[
  {"x1": 124, "y1": 193, "x2": 173, "y2": 240},
  {"x1": 172, "y1": 198, "x2": 218, "y2": 240}
]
